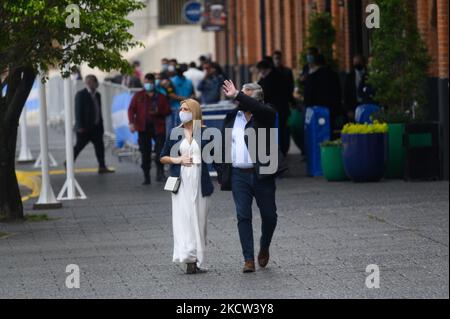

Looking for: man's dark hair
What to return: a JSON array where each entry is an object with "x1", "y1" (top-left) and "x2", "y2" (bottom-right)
[
  {"x1": 199, "y1": 55, "x2": 209, "y2": 62},
  {"x1": 256, "y1": 59, "x2": 273, "y2": 71},
  {"x1": 144, "y1": 73, "x2": 155, "y2": 82},
  {"x1": 189, "y1": 62, "x2": 197, "y2": 68},
  {"x1": 273, "y1": 50, "x2": 283, "y2": 57},
  {"x1": 85, "y1": 74, "x2": 98, "y2": 83},
  {"x1": 169, "y1": 58, "x2": 178, "y2": 64},
  {"x1": 212, "y1": 62, "x2": 224, "y2": 75},
  {"x1": 176, "y1": 64, "x2": 188, "y2": 77},
  {"x1": 307, "y1": 47, "x2": 320, "y2": 55},
  {"x1": 354, "y1": 54, "x2": 367, "y2": 65}
]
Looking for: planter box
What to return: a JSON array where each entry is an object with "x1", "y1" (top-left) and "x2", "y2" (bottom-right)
[
  {"x1": 320, "y1": 145, "x2": 347, "y2": 182},
  {"x1": 342, "y1": 133, "x2": 388, "y2": 182},
  {"x1": 404, "y1": 122, "x2": 441, "y2": 181},
  {"x1": 386, "y1": 123, "x2": 406, "y2": 179}
]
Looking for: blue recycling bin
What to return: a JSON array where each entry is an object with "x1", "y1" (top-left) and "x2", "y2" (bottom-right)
[
  {"x1": 355, "y1": 104, "x2": 380, "y2": 124},
  {"x1": 304, "y1": 107, "x2": 331, "y2": 177}
]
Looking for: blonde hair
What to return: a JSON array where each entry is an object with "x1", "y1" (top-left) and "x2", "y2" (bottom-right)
[{"x1": 180, "y1": 99, "x2": 204, "y2": 132}]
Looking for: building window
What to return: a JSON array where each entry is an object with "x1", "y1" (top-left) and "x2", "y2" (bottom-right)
[{"x1": 158, "y1": 0, "x2": 191, "y2": 26}]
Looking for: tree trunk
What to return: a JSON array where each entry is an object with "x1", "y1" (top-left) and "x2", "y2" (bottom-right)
[
  {"x1": 0, "y1": 126, "x2": 23, "y2": 220},
  {"x1": 0, "y1": 66, "x2": 36, "y2": 221}
]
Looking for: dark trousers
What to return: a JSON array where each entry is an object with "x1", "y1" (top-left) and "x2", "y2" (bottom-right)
[
  {"x1": 138, "y1": 123, "x2": 165, "y2": 175},
  {"x1": 279, "y1": 113, "x2": 291, "y2": 156},
  {"x1": 231, "y1": 168, "x2": 277, "y2": 261},
  {"x1": 74, "y1": 126, "x2": 106, "y2": 168}
]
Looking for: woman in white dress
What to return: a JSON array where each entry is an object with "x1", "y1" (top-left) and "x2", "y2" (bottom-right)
[{"x1": 160, "y1": 99, "x2": 214, "y2": 274}]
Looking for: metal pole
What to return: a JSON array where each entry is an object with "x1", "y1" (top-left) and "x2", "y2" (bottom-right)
[
  {"x1": 260, "y1": 0, "x2": 267, "y2": 58},
  {"x1": 17, "y1": 108, "x2": 34, "y2": 163},
  {"x1": 34, "y1": 72, "x2": 62, "y2": 210},
  {"x1": 57, "y1": 68, "x2": 86, "y2": 200}
]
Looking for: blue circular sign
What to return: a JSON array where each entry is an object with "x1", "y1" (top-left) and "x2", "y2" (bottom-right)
[{"x1": 183, "y1": 1, "x2": 202, "y2": 24}]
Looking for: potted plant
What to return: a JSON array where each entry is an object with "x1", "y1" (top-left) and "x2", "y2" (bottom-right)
[
  {"x1": 373, "y1": 109, "x2": 410, "y2": 179},
  {"x1": 366, "y1": 0, "x2": 431, "y2": 179},
  {"x1": 320, "y1": 140, "x2": 347, "y2": 182},
  {"x1": 341, "y1": 122, "x2": 389, "y2": 182}
]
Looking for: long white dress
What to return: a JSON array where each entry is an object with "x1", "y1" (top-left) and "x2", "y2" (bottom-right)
[{"x1": 172, "y1": 138, "x2": 210, "y2": 269}]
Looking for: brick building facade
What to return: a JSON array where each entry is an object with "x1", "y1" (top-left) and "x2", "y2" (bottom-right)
[
  {"x1": 215, "y1": 0, "x2": 447, "y2": 80},
  {"x1": 214, "y1": 0, "x2": 448, "y2": 178}
]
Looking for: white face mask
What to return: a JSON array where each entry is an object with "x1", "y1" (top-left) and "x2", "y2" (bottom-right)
[{"x1": 179, "y1": 111, "x2": 193, "y2": 124}]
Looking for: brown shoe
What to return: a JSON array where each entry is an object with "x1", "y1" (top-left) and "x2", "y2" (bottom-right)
[
  {"x1": 186, "y1": 263, "x2": 197, "y2": 275},
  {"x1": 258, "y1": 248, "x2": 270, "y2": 268},
  {"x1": 243, "y1": 260, "x2": 256, "y2": 273},
  {"x1": 98, "y1": 167, "x2": 115, "y2": 174}
]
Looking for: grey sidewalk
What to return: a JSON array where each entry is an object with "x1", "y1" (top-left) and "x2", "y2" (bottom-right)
[{"x1": 0, "y1": 126, "x2": 448, "y2": 299}]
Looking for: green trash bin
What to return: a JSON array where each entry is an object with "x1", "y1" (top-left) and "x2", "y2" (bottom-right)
[
  {"x1": 386, "y1": 123, "x2": 406, "y2": 179},
  {"x1": 320, "y1": 144, "x2": 347, "y2": 181}
]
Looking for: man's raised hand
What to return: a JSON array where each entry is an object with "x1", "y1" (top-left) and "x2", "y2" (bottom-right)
[{"x1": 223, "y1": 80, "x2": 238, "y2": 99}]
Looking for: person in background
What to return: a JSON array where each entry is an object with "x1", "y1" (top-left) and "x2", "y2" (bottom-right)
[
  {"x1": 168, "y1": 59, "x2": 178, "y2": 77},
  {"x1": 299, "y1": 47, "x2": 320, "y2": 89},
  {"x1": 167, "y1": 64, "x2": 195, "y2": 129},
  {"x1": 184, "y1": 62, "x2": 205, "y2": 98},
  {"x1": 71, "y1": 66, "x2": 82, "y2": 81},
  {"x1": 304, "y1": 54, "x2": 343, "y2": 131},
  {"x1": 197, "y1": 61, "x2": 222, "y2": 105},
  {"x1": 344, "y1": 54, "x2": 368, "y2": 122},
  {"x1": 132, "y1": 61, "x2": 143, "y2": 82},
  {"x1": 157, "y1": 73, "x2": 177, "y2": 135},
  {"x1": 273, "y1": 51, "x2": 295, "y2": 106},
  {"x1": 128, "y1": 73, "x2": 171, "y2": 184},
  {"x1": 73, "y1": 75, "x2": 115, "y2": 174},
  {"x1": 273, "y1": 50, "x2": 295, "y2": 156},
  {"x1": 257, "y1": 59, "x2": 291, "y2": 157},
  {"x1": 198, "y1": 55, "x2": 211, "y2": 71},
  {"x1": 160, "y1": 58, "x2": 170, "y2": 78},
  {"x1": 120, "y1": 62, "x2": 143, "y2": 89}
]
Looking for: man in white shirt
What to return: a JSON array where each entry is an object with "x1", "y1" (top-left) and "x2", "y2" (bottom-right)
[
  {"x1": 184, "y1": 62, "x2": 205, "y2": 98},
  {"x1": 215, "y1": 80, "x2": 279, "y2": 274}
]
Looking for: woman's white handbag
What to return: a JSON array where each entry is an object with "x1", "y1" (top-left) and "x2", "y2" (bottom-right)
[{"x1": 164, "y1": 176, "x2": 181, "y2": 194}]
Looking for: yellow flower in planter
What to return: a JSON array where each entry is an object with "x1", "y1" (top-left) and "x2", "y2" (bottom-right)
[{"x1": 342, "y1": 121, "x2": 389, "y2": 135}]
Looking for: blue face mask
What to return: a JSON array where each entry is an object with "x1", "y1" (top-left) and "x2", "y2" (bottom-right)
[
  {"x1": 307, "y1": 54, "x2": 315, "y2": 64},
  {"x1": 144, "y1": 83, "x2": 154, "y2": 92}
]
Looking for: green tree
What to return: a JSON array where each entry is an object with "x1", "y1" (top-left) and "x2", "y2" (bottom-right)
[
  {"x1": 367, "y1": 0, "x2": 431, "y2": 122},
  {"x1": 0, "y1": 0, "x2": 144, "y2": 221}
]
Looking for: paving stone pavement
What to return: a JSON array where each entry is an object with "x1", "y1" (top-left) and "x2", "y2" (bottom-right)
[{"x1": 1, "y1": 126, "x2": 448, "y2": 299}]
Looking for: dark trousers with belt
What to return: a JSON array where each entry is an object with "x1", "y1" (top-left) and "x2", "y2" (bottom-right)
[
  {"x1": 279, "y1": 112, "x2": 291, "y2": 157},
  {"x1": 74, "y1": 125, "x2": 106, "y2": 168},
  {"x1": 138, "y1": 123, "x2": 165, "y2": 176},
  {"x1": 231, "y1": 168, "x2": 277, "y2": 262}
]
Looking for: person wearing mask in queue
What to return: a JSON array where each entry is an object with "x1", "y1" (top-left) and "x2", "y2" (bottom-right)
[{"x1": 128, "y1": 73, "x2": 172, "y2": 184}]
